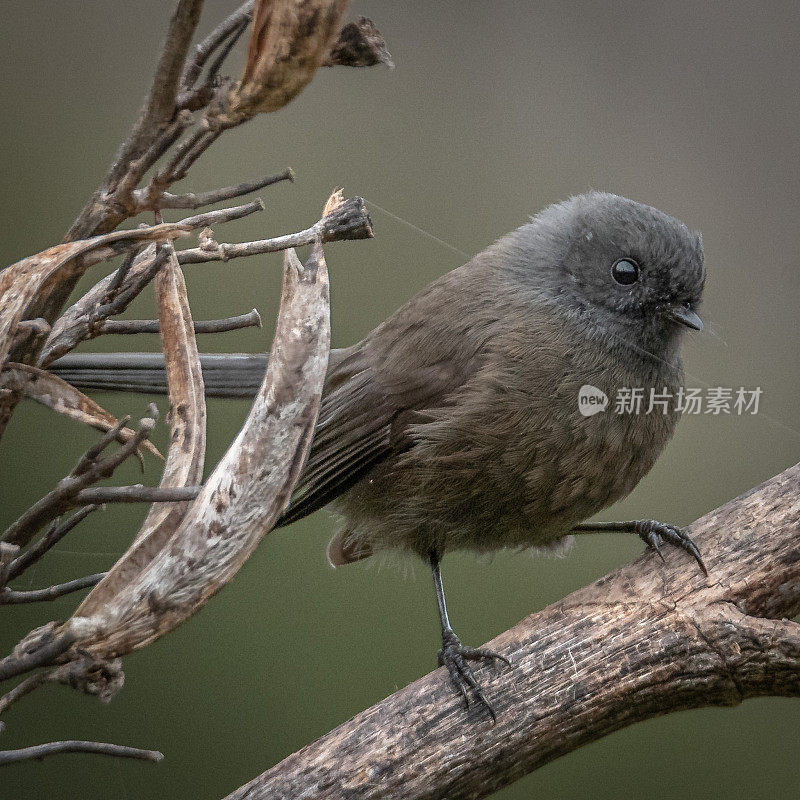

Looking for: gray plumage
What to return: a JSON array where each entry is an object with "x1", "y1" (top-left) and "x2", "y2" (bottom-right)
[
  {"x1": 53, "y1": 191, "x2": 705, "y2": 565},
  {"x1": 51, "y1": 191, "x2": 707, "y2": 718},
  {"x1": 289, "y1": 192, "x2": 704, "y2": 565}
]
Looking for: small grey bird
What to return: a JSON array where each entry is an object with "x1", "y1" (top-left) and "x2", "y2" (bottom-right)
[{"x1": 52, "y1": 192, "x2": 707, "y2": 720}]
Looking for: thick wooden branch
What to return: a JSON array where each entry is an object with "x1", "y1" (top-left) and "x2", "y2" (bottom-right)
[{"x1": 223, "y1": 461, "x2": 800, "y2": 800}]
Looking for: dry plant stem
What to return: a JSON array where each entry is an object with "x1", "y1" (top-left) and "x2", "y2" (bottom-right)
[
  {"x1": 5, "y1": 507, "x2": 98, "y2": 582},
  {"x1": 0, "y1": 574, "x2": 105, "y2": 605},
  {"x1": 3, "y1": 0, "x2": 387, "y2": 437},
  {"x1": 0, "y1": 225, "x2": 189, "y2": 437},
  {"x1": 0, "y1": 407, "x2": 158, "y2": 549},
  {"x1": 39, "y1": 197, "x2": 369, "y2": 365},
  {"x1": 98, "y1": 309, "x2": 261, "y2": 335},
  {"x1": 181, "y1": 1, "x2": 256, "y2": 90},
  {"x1": 91, "y1": 252, "x2": 171, "y2": 328},
  {"x1": 4, "y1": 205, "x2": 261, "y2": 360},
  {"x1": 69, "y1": 243, "x2": 330, "y2": 658},
  {"x1": 73, "y1": 486, "x2": 201, "y2": 505},
  {"x1": 0, "y1": 740, "x2": 163, "y2": 765},
  {"x1": 0, "y1": 669, "x2": 55, "y2": 714},
  {"x1": 165, "y1": 129, "x2": 222, "y2": 184},
  {"x1": 223, "y1": 461, "x2": 800, "y2": 800},
  {"x1": 65, "y1": 0, "x2": 205, "y2": 242},
  {"x1": 2, "y1": 218, "x2": 220, "y2": 362},
  {"x1": 77, "y1": 241, "x2": 208, "y2": 611},
  {"x1": 134, "y1": 168, "x2": 294, "y2": 212},
  {"x1": 179, "y1": 196, "x2": 373, "y2": 264},
  {"x1": 38, "y1": 199, "x2": 265, "y2": 366}
]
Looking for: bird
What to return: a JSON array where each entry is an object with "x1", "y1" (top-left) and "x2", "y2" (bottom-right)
[{"x1": 51, "y1": 191, "x2": 707, "y2": 720}]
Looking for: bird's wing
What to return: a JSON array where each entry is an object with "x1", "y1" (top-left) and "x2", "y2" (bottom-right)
[
  {"x1": 276, "y1": 260, "x2": 497, "y2": 528},
  {"x1": 275, "y1": 346, "x2": 398, "y2": 526}
]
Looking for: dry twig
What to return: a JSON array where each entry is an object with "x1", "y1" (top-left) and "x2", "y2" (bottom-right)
[
  {"x1": 0, "y1": 406, "x2": 159, "y2": 549},
  {"x1": 0, "y1": 740, "x2": 163, "y2": 765},
  {"x1": 97, "y1": 309, "x2": 262, "y2": 335}
]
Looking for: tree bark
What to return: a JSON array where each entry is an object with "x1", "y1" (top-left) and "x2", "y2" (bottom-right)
[{"x1": 223, "y1": 461, "x2": 800, "y2": 800}]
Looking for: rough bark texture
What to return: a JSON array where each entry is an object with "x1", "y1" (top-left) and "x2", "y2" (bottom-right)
[{"x1": 223, "y1": 461, "x2": 800, "y2": 800}]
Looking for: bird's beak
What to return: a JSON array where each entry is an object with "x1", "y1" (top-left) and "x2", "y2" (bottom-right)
[{"x1": 665, "y1": 304, "x2": 703, "y2": 331}]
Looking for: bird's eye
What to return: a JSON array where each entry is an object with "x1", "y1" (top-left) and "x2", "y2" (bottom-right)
[{"x1": 611, "y1": 258, "x2": 640, "y2": 286}]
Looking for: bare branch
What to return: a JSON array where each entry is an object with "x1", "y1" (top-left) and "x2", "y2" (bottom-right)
[
  {"x1": 37, "y1": 246, "x2": 167, "y2": 367},
  {"x1": 1, "y1": 221, "x2": 218, "y2": 364},
  {"x1": 178, "y1": 195, "x2": 373, "y2": 264},
  {"x1": 5, "y1": 507, "x2": 98, "y2": 582},
  {"x1": 38, "y1": 201, "x2": 265, "y2": 367},
  {"x1": 139, "y1": 1, "x2": 206, "y2": 134},
  {"x1": 0, "y1": 740, "x2": 163, "y2": 765},
  {"x1": 64, "y1": 1, "x2": 204, "y2": 243},
  {"x1": 2, "y1": 1, "x2": 388, "y2": 441},
  {"x1": 73, "y1": 486, "x2": 200, "y2": 505},
  {"x1": 1, "y1": 406, "x2": 158, "y2": 548},
  {"x1": 222, "y1": 460, "x2": 800, "y2": 800},
  {"x1": 162, "y1": 128, "x2": 222, "y2": 184},
  {"x1": 0, "y1": 670, "x2": 54, "y2": 714},
  {"x1": 134, "y1": 168, "x2": 294, "y2": 212},
  {"x1": 181, "y1": 1, "x2": 256, "y2": 89},
  {"x1": 39, "y1": 195, "x2": 367, "y2": 366},
  {"x1": 170, "y1": 198, "x2": 265, "y2": 229},
  {"x1": 67, "y1": 0, "x2": 205, "y2": 231},
  {"x1": 0, "y1": 574, "x2": 105, "y2": 605},
  {"x1": 105, "y1": 246, "x2": 141, "y2": 298},
  {"x1": 97, "y1": 309, "x2": 261, "y2": 335}
]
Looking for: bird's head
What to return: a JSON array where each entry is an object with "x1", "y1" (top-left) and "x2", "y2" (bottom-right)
[{"x1": 502, "y1": 191, "x2": 706, "y2": 369}]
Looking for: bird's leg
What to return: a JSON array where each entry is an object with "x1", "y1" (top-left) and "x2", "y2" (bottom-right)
[
  {"x1": 572, "y1": 519, "x2": 707, "y2": 575},
  {"x1": 429, "y1": 550, "x2": 509, "y2": 723}
]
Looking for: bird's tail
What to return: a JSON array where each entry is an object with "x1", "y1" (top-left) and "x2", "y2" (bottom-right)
[{"x1": 49, "y1": 352, "x2": 267, "y2": 398}]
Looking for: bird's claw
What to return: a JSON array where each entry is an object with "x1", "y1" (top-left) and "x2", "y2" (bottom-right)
[
  {"x1": 634, "y1": 519, "x2": 707, "y2": 576},
  {"x1": 437, "y1": 629, "x2": 509, "y2": 723}
]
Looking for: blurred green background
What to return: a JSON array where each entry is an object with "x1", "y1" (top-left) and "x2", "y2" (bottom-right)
[{"x1": 1, "y1": 1, "x2": 798, "y2": 798}]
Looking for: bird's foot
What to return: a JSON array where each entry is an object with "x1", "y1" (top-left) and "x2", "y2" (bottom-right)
[
  {"x1": 437, "y1": 628, "x2": 509, "y2": 723},
  {"x1": 634, "y1": 519, "x2": 707, "y2": 576}
]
